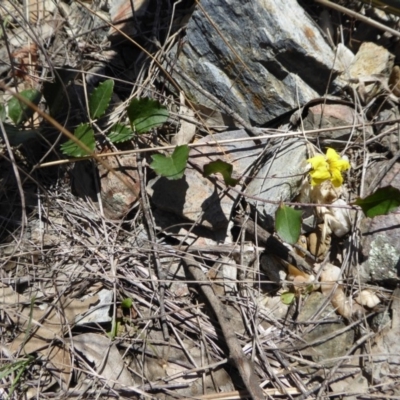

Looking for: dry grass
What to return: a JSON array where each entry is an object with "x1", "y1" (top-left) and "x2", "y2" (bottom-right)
[{"x1": 1, "y1": 0, "x2": 400, "y2": 399}]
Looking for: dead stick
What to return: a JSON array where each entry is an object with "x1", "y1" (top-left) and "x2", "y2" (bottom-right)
[
  {"x1": 181, "y1": 253, "x2": 265, "y2": 400},
  {"x1": 137, "y1": 156, "x2": 169, "y2": 342},
  {"x1": 233, "y1": 216, "x2": 313, "y2": 275}
]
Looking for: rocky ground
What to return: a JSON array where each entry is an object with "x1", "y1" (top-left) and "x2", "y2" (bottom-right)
[{"x1": 0, "y1": 0, "x2": 400, "y2": 399}]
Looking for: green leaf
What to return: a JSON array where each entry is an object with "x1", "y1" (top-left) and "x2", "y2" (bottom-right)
[
  {"x1": 108, "y1": 123, "x2": 134, "y2": 143},
  {"x1": 353, "y1": 185, "x2": 400, "y2": 217},
  {"x1": 275, "y1": 204, "x2": 302, "y2": 245},
  {"x1": 60, "y1": 123, "x2": 95, "y2": 157},
  {"x1": 281, "y1": 291, "x2": 295, "y2": 305},
  {"x1": 150, "y1": 145, "x2": 189, "y2": 180},
  {"x1": 121, "y1": 298, "x2": 133, "y2": 309},
  {"x1": 8, "y1": 89, "x2": 41, "y2": 125},
  {"x1": 89, "y1": 79, "x2": 114, "y2": 119},
  {"x1": 127, "y1": 98, "x2": 169, "y2": 133},
  {"x1": 203, "y1": 160, "x2": 239, "y2": 186}
]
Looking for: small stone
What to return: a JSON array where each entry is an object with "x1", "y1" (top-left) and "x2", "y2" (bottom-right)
[
  {"x1": 99, "y1": 154, "x2": 140, "y2": 219},
  {"x1": 349, "y1": 42, "x2": 394, "y2": 79},
  {"x1": 297, "y1": 292, "x2": 354, "y2": 365},
  {"x1": 302, "y1": 103, "x2": 373, "y2": 147}
]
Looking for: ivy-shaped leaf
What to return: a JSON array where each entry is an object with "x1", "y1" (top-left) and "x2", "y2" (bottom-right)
[
  {"x1": 89, "y1": 79, "x2": 114, "y2": 119},
  {"x1": 8, "y1": 89, "x2": 41, "y2": 125},
  {"x1": 275, "y1": 204, "x2": 302, "y2": 245},
  {"x1": 107, "y1": 123, "x2": 134, "y2": 143},
  {"x1": 127, "y1": 98, "x2": 169, "y2": 133},
  {"x1": 60, "y1": 123, "x2": 95, "y2": 157},
  {"x1": 353, "y1": 185, "x2": 400, "y2": 218},
  {"x1": 203, "y1": 160, "x2": 239, "y2": 186},
  {"x1": 150, "y1": 145, "x2": 189, "y2": 180}
]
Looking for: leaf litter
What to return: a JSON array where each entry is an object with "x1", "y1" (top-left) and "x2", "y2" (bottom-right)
[{"x1": 1, "y1": 0, "x2": 400, "y2": 399}]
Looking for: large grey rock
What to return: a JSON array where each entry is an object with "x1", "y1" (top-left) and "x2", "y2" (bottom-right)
[
  {"x1": 246, "y1": 138, "x2": 307, "y2": 230},
  {"x1": 174, "y1": 0, "x2": 338, "y2": 126}
]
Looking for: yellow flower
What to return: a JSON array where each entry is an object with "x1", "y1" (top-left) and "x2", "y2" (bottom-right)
[{"x1": 307, "y1": 148, "x2": 350, "y2": 187}]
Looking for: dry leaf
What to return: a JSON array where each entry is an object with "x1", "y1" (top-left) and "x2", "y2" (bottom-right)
[
  {"x1": 72, "y1": 333, "x2": 134, "y2": 388},
  {"x1": 355, "y1": 290, "x2": 380, "y2": 308},
  {"x1": 320, "y1": 264, "x2": 363, "y2": 319}
]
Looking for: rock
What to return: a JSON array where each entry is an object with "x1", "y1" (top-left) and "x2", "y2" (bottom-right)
[
  {"x1": 345, "y1": 42, "x2": 395, "y2": 103},
  {"x1": 376, "y1": 107, "x2": 400, "y2": 153},
  {"x1": 365, "y1": 288, "x2": 400, "y2": 393},
  {"x1": 108, "y1": 0, "x2": 150, "y2": 38},
  {"x1": 330, "y1": 373, "x2": 368, "y2": 400},
  {"x1": 148, "y1": 169, "x2": 232, "y2": 231},
  {"x1": 301, "y1": 101, "x2": 373, "y2": 147},
  {"x1": 174, "y1": 0, "x2": 338, "y2": 126},
  {"x1": 349, "y1": 42, "x2": 394, "y2": 81},
  {"x1": 297, "y1": 292, "x2": 354, "y2": 365},
  {"x1": 147, "y1": 130, "x2": 263, "y2": 230},
  {"x1": 99, "y1": 153, "x2": 140, "y2": 219},
  {"x1": 360, "y1": 162, "x2": 400, "y2": 284},
  {"x1": 389, "y1": 65, "x2": 400, "y2": 97},
  {"x1": 245, "y1": 138, "x2": 307, "y2": 231}
]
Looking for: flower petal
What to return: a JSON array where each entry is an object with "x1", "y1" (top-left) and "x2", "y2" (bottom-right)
[
  {"x1": 330, "y1": 158, "x2": 350, "y2": 172},
  {"x1": 326, "y1": 148, "x2": 340, "y2": 162},
  {"x1": 309, "y1": 169, "x2": 331, "y2": 186},
  {"x1": 307, "y1": 155, "x2": 328, "y2": 171},
  {"x1": 330, "y1": 167, "x2": 344, "y2": 187}
]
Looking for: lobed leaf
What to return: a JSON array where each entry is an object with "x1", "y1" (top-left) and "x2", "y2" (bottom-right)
[
  {"x1": 150, "y1": 145, "x2": 189, "y2": 180},
  {"x1": 127, "y1": 98, "x2": 169, "y2": 133},
  {"x1": 203, "y1": 159, "x2": 239, "y2": 186},
  {"x1": 89, "y1": 79, "x2": 114, "y2": 119},
  {"x1": 8, "y1": 89, "x2": 41, "y2": 125},
  {"x1": 60, "y1": 123, "x2": 95, "y2": 157},
  {"x1": 107, "y1": 123, "x2": 134, "y2": 143}
]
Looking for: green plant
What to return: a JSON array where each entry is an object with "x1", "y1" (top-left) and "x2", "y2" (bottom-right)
[
  {"x1": 60, "y1": 79, "x2": 169, "y2": 157},
  {"x1": 353, "y1": 186, "x2": 400, "y2": 217},
  {"x1": 0, "y1": 89, "x2": 42, "y2": 145},
  {"x1": 203, "y1": 159, "x2": 239, "y2": 186},
  {"x1": 150, "y1": 145, "x2": 190, "y2": 180},
  {"x1": 0, "y1": 355, "x2": 34, "y2": 399},
  {"x1": 275, "y1": 204, "x2": 302, "y2": 245},
  {"x1": 7, "y1": 89, "x2": 42, "y2": 126}
]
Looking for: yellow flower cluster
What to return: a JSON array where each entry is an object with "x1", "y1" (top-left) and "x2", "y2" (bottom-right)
[{"x1": 307, "y1": 148, "x2": 350, "y2": 187}]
